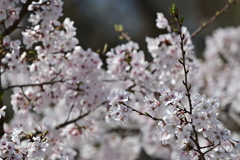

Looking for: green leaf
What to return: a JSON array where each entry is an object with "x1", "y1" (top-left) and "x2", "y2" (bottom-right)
[
  {"x1": 180, "y1": 16, "x2": 184, "y2": 24},
  {"x1": 114, "y1": 24, "x2": 123, "y2": 32},
  {"x1": 55, "y1": 26, "x2": 61, "y2": 30},
  {"x1": 28, "y1": 50, "x2": 36, "y2": 54},
  {"x1": 96, "y1": 49, "x2": 101, "y2": 53},
  {"x1": 170, "y1": 4, "x2": 178, "y2": 15},
  {"x1": 118, "y1": 36, "x2": 124, "y2": 40},
  {"x1": 173, "y1": 28, "x2": 179, "y2": 32},
  {"x1": 144, "y1": 112, "x2": 151, "y2": 116},
  {"x1": 103, "y1": 43, "x2": 108, "y2": 53},
  {"x1": 42, "y1": 138, "x2": 47, "y2": 142}
]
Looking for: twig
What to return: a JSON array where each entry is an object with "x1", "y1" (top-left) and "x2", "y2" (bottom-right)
[
  {"x1": 2, "y1": 79, "x2": 66, "y2": 92},
  {"x1": 55, "y1": 111, "x2": 90, "y2": 129},
  {"x1": 55, "y1": 101, "x2": 107, "y2": 129},
  {"x1": 121, "y1": 102, "x2": 163, "y2": 121},
  {"x1": 65, "y1": 104, "x2": 75, "y2": 123},
  {"x1": 20, "y1": 86, "x2": 31, "y2": 102},
  {"x1": 114, "y1": 24, "x2": 131, "y2": 41},
  {"x1": 203, "y1": 143, "x2": 220, "y2": 155},
  {"x1": 173, "y1": 8, "x2": 193, "y2": 114},
  {"x1": 191, "y1": 0, "x2": 238, "y2": 39},
  {"x1": 120, "y1": 31, "x2": 131, "y2": 41},
  {"x1": 200, "y1": 144, "x2": 215, "y2": 149},
  {"x1": 172, "y1": 5, "x2": 205, "y2": 160}
]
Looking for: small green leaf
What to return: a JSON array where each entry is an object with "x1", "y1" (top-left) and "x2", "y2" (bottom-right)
[
  {"x1": 55, "y1": 26, "x2": 61, "y2": 30},
  {"x1": 96, "y1": 49, "x2": 101, "y2": 53},
  {"x1": 180, "y1": 16, "x2": 184, "y2": 23},
  {"x1": 119, "y1": 36, "x2": 124, "y2": 40},
  {"x1": 202, "y1": 22, "x2": 206, "y2": 27},
  {"x1": 145, "y1": 112, "x2": 151, "y2": 116},
  {"x1": 103, "y1": 43, "x2": 108, "y2": 53},
  {"x1": 170, "y1": 4, "x2": 178, "y2": 15},
  {"x1": 28, "y1": 50, "x2": 36, "y2": 54},
  {"x1": 42, "y1": 138, "x2": 47, "y2": 142},
  {"x1": 114, "y1": 24, "x2": 123, "y2": 32},
  {"x1": 173, "y1": 28, "x2": 179, "y2": 32}
]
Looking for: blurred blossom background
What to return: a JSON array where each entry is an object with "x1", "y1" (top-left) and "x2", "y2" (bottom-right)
[{"x1": 61, "y1": 0, "x2": 240, "y2": 59}]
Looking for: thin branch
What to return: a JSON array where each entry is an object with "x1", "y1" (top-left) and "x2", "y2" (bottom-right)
[
  {"x1": 121, "y1": 102, "x2": 163, "y2": 121},
  {"x1": 203, "y1": 143, "x2": 220, "y2": 155},
  {"x1": 172, "y1": 6, "x2": 205, "y2": 159},
  {"x1": 114, "y1": 24, "x2": 131, "y2": 41},
  {"x1": 191, "y1": 0, "x2": 238, "y2": 39},
  {"x1": 174, "y1": 9, "x2": 193, "y2": 114},
  {"x1": 200, "y1": 143, "x2": 215, "y2": 149},
  {"x1": 64, "y1": 104, "x2": 75, "y2": 123},
  {"x1": 192, "y1": 125, "x2": 205, "y2": 158},
  {"x1": 2, "y1": 79, "x2": 66, "y2": 92},
  {"x1": 55, "y1": 101, "x2": 107, "y2": 130},
  {"x1": 16, "y1": 26, "x2": 32, "y2": 30},
  {"x1": 20, "y1": 86, "x2": 31, "y2": 102},
  {"x1": 3, "y1": 0, "x2": 34, "y2": 36},
  {"x1": 120, "y1": 31, "x2": 131, "y2": 41},
  {"x1": 55, "y1": 111, "x2": 90, "y2": 130}
]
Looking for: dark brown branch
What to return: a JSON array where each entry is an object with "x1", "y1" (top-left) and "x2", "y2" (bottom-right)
[
  {"x1": 55, "y1": 111, "x2": 90, "y2": 129},
  {"x1": 174, "y1": 9, "x2": 193, "y2": 114},
  {"x1": 55, "y1": 101, "x2": 107, "y2": 129},
  {"x1": 203, "y1": 143, "x2": 220, "y2": 155},
  {"x1": 20, "y1": 86, "x2": 31, "y2": 101},
  {"x1": 191, "y1": 0, "x2": 238, "y2": 39},
  {"x1": 3, "y1": 0, "x2": 34, "y2": 36},
  {"x1": 200, "y1": 143, "x2": 215, "y2": 149},
  {"x1": 173, "y1": 6, "x2": 205, "y2": 160},
  {"x1": 2, "y1": 79, "x2": 66, "y2": 92},
  {"x1": 122, "y1": 102, "x2": 163, "y2": 121},
  {"x1": 64, "y1": 104, "x2": 74, "y2": 123}
]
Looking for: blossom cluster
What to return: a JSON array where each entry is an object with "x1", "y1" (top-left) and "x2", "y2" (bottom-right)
[
  {"x1": 0, "y1": 126, "x2": 50, "y2": 160},
  {"x1": 107, "y1": 87, "x2": 240, "y2": 159}
]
